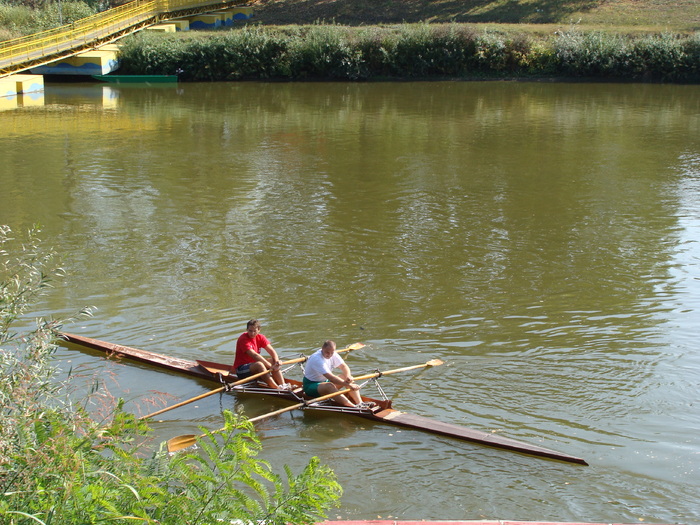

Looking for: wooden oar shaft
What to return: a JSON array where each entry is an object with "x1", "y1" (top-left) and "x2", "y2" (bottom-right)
[
  {"x1": 166, "y1": 384, "x2": 362, "y2": 452},
  {"x1": 249, "y1": 387, "x2": 353, "y2": 423},
  {"x1": 352, "y1": 359, "x2": 443, "y2": 382},
  {"x1": 248, "y1": 359, "x2": 443, "y2": 423},
  {"x1": 140, "y1": 343, "x2": 364, "y2": 420},
  {"x1": 141, "y1": 363, "x2": 288, "y2": 420},
  {"x1": 141, "y1": 386, "x2": 225, "y2": 419},
  {"x1": 166, "y1": 358, "x2": 443, "y2": 451}
]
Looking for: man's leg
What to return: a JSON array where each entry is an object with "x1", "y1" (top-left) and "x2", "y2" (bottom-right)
[
  {"x1": 250, "y1": 362, "x2": 278, "y2": 389},
  {"x1": 338, "y1": 374, "x2": 362, "y2": 405},
  {"x1": 317, "y1": 382, "x2": 355, "y2": 407}
]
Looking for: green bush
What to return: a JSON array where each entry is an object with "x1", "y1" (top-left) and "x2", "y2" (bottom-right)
[
  {"x1": 353, "y1": 26, "x2": 392, "y2": 77},
  {"x1": 116, "y1": 24, "x2": 700, "y2": 82},
  {"x1": 681, "y1": 32, "x2": 700, "y2": 78},
  {"x1": 625, "y1": 33, "x2": 689, "y2": 81},
  {"x1": 552, "y1": 29, "x2": 699, "y2": 80},
  {"x1": 384, "y1": 24, "x2": 438, "y2": 77},
  {"x1": 473, "y1": 32, "x2": 510, "y2": 71},
  {"x1": 117, "y1": 33, "x2": 187, "y2": 75},
  {"x1": 523, "y1": 39, "x2": 558, "y2": 74},
  {"x1": 287, "y1": 24, "x2": 365, "y2": 80},
  {"x1": 554, "y1": 30, "x2": 626, "y2": 77},
  {"x1": 221, "y1": 26, "x2": 292, "y2": 79},
  {"x1": 0, "y1": 3, "x2": 35, "y2": 32},
  {"x1": 40, "y1": 0, "x2": 97, "y2": 26},
  {"x1": 0, "y1": 225, "x2": 342, "y2": 525}
]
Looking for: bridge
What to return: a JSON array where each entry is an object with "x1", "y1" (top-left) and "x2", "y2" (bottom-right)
[{"x1": 0, "y1": 0, "x2": 250, "y2": 79}]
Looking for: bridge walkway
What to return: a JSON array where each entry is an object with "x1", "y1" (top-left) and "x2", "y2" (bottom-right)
[{"x1": 0, "y1": 0, "x2": 248, "y2": 78}]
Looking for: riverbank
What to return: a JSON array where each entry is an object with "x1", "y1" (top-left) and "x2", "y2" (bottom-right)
[{"x1": 117, "y1": 25, "x2": 700, "y2": 82}]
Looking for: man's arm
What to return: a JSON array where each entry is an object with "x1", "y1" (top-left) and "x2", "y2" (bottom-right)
[
  {"x1": 338, "y1": 362, "x2": 354, "y2": 382},
  {"x1": 323, "y1": 368, "x2": 359, "y2": 390},
  {"x1": 243, "y1": 347, "x2": 272, "y2": 368},
  {"x1": 262, "y1": 344, "x2": 280, "y2": 370}
]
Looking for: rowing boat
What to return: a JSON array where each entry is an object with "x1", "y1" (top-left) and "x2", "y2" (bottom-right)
[{"x1": 60, "y1": 332, "x2": 588, "y2": 466}]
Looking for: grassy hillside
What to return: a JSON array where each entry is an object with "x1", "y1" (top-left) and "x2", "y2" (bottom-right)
[{"x1": 250, "y1": 0, "x2": 700, "y2": 33}]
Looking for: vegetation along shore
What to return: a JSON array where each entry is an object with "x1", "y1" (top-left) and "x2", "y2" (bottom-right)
[
  {"x1": 117, "y1": 25, "x2": 700, "y2": 82},
  {"x1": 115, "y1": 0, "x2": 700, "y2": 82}
]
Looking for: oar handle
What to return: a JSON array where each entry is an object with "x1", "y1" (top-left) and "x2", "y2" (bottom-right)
[
  {"x1": 141, "y1": 343, "x2": 365, "y2": 420},
  {"x1": 248, "y1": 359, "x2": 443, "y2": 423},
  {"x1": 352, "y1": 359, "x2": 444, "y2": 382}
]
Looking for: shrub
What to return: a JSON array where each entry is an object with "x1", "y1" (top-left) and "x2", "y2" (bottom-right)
[
  {"x1": 287, "y1": 24, "x2": 365, "y2": 80},
  {"x1": 681, "y1": 32, "x2": 700, "y2": 79},
  {"x1": 524, "y1": 39, "x2": 558, "y2": 74},
  {"x1": 624, "y1": 33, "x2": 689, "y2": 81},
  {"x1": 221, "y1": 26, "x2": 292, "y2": 79},
  {"x1": 118, "y1": 33, "x2": 192, "y2": 75},
  {"x1": 383, "y1": 23, "x2": 436, "y2": 77},
  {"x1": 473, "y1": 31, "x2": 510, "y2": 71},
  {"x1": 354, "y1": 26, "x2": 392, "y2": 77},
  {"x1": 554, "y1": 30, "x2": 626, "y2": 77}
]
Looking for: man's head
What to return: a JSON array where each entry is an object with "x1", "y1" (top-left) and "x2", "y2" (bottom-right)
[
  {"x1": 246, "y1": 319, "x2": 261, "y2": 337},
  {"x1": 321, "y1": 340, "x2": 336, "y2": 358}
]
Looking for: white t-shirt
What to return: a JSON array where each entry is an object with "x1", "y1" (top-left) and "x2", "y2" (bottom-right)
[{"x1": 304, "y1": 348, "x2": 345, "y2": 382}]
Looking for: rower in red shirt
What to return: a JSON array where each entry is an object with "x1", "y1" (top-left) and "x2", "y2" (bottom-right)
[{"x1": 233, "y1": 319, "x2": 289, "y2": 389}]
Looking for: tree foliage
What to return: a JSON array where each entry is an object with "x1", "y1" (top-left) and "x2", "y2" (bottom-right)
[{"x1": 0, "y1": 225, "x2": 342, "y2": 524}]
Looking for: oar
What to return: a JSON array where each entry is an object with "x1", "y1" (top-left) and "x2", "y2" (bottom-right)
[
  {"x1": 166, "y1": 358, "x2": 443, "y2": 452},
  {"x1": 140, "y1": 342, "x2": 365, "y2": 420}
]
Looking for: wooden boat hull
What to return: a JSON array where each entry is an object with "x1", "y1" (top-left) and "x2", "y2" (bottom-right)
[{"x1": 60, "y1": 332, "x2": 588, "y2": 466}]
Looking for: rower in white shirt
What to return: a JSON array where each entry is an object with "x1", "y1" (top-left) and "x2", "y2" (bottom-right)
[{"x1": 302, "y1": 340, "x2": 374, "y2": 408}]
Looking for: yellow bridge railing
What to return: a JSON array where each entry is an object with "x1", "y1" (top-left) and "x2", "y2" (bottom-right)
[{"x1": 0, "y1": 0, "x2": 245, "y2": 77}]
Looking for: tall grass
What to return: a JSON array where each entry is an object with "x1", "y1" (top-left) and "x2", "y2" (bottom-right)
[
  {"x1": 0, "y1": 0, "x2": 96, "y2": 39},
  {"x1": 117, "y1": 24, "x2": 700, "y2": 82}
]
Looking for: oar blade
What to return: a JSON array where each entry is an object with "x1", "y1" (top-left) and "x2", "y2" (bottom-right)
[
  {"x1": 426, "y1": 358, "x2": 444, "y2": 367},
  {"x1": 336, "y1": 342, "x2": 365, "y2": 354},
  {"x1": 167, "y1": 434, "x2": 198, "y2": 453}
]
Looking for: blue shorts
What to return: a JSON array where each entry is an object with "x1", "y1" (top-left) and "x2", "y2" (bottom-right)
[
  {"x1": 236, "y1": 363, "x2": 253, "y2": 379},
  {"x1": 302, "y1": 377, "x2": 328, "y2": 397}
]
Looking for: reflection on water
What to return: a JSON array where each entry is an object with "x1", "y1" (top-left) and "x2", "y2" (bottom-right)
[{"x1": 1, "y1": 80, "x2": 699, "y2": 523}]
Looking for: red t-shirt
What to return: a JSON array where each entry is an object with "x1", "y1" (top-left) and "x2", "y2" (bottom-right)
[{"x1": 233, "y1": 332, "x2": 271, "y2": 369}]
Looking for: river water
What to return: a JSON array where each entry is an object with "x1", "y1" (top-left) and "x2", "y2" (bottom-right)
[{"x1": 1, "y1": 80, "x2": 699, "y2": 523}]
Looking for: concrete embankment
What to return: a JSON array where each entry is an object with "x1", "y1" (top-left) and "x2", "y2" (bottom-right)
[{"x1": 318, "y1": 520, "x2": 680, "y2": 525}]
